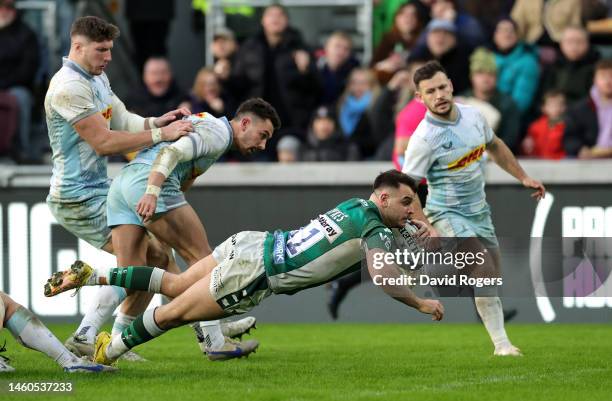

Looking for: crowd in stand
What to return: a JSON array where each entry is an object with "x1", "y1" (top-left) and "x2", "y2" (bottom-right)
[{"x1": 2, "y1": 0, "x2": 612, "y2": 164}]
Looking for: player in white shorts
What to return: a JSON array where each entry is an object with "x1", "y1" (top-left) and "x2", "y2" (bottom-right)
[{"x1": 402, "y1": 61, "x2": 545, "y2": 356}]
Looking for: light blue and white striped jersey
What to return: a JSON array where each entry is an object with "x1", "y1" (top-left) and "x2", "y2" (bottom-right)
[
  {"x1": 130, "y1": 112, "x2": 233, "y2": 183},
  {"x1": 45, "y1": 57, "x2": 139, "y2": 202},
  {"x1": 402, "y1": 103, "x2": 495, "y2": 216}
]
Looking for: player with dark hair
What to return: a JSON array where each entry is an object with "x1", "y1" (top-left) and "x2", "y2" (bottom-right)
[
  {"x1": 45, "y1": 171, "x2": 444, "y2": 366},
  {"x1": 74, "y1": 98, "x2": 280, "y2": 360},
  {"x1": 402, "y1": 60, "x2": 545, "y2": 356}
]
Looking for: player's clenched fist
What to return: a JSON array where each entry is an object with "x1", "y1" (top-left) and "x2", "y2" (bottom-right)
[
  {"x1": 417, "y1": 299, "x2": 445, "y2": 321},
  {"x1": 161, "y1": 120, "x2": 193, "y2": 142},
  {"x1": 136, "y1": 194, "x2": 158, "y2": 223}
]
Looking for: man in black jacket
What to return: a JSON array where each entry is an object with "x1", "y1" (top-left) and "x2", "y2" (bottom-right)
[
  {"x1": 125, "y1": 56, "x2": 188, "y2": 120},
  {"x1": 231, "y1": 4, "x2": 319, "y2": 155},
  {"x1": 541, "y1": 27, "x2": 600, "y2": 105},
  {"x1": 0, "y1": 0, "x2": 40, "y2": 161}
]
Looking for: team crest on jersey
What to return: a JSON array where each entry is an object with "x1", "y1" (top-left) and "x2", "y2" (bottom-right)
[
  {"x1": 101, "y1": 106, "x2": 112, "y2": 120},
  {"x1": 317, "y1": 214, "x2": 343, "y2": 243},
  {"x1": 447, "y1": 144, "x2": 485, "y2": 170},
  {"x1": 194, "y1": 112, "x2": 207, "y2": 118}
]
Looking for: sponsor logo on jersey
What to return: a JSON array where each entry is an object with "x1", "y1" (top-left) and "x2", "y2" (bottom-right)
[
  {"x1": 317, "y1": 214, "x2": 343, "y2": 243},
  {"x1": 328, "y1": 208, "x2": 348, "y2": 222},
  {"x1": 447, "y1": 144, "x2": 485, "y2": 170},
  {"x1": 101, "y1": 106, "x2": 112, "y2": 120},
  {"x1": 273, "y1": 230, "x2": 286, "y2": 264}
]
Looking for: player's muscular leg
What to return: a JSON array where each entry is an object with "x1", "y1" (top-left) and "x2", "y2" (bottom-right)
[
  {"x1": 112, "y1": 225, "x2": 156, "y2": 317},
  {"x1": 154, "y1": 273, "x2": 226, "y2": 330},
  {"x1": 145, "y1": 204, "x2": 212, "y2": 266},
  {"x1": 452, "y1": 237, "x2": 499, "y2": 279},
  {"x1": 159, "y1": 255, "x2": 219, "y2": 298}
]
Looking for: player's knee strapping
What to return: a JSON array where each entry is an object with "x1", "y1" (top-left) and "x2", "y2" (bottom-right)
[{"x1": 107, "y1": 267, "x2": 164, "y2": 292}]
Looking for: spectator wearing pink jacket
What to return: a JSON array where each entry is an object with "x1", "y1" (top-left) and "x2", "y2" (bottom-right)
[{"x1": 393, "y1": 98, "x2": 427, "y2": 170}]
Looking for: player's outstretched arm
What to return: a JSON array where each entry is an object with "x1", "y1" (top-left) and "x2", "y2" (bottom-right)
[
  {"x1": 486, "y1": 135, "x2": 546, "y2": 200},
  {"x1": 365, "y1": 248, "x2": 444, "y2": 321},
  {"x1": 74, "y1": 112, "x2": 192, "y2": 156}
]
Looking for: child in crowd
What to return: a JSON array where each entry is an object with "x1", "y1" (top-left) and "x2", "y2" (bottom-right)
[{"x1": 521, "y1": 90, "x2": 566, "y2": 159}]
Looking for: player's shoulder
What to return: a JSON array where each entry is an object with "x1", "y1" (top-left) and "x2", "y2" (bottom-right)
[
  {"x1": 457, "y1": 103, "x2": 486, "y2": 122},
  {"x1": 338, "y1": 198, "x2": 376, "y2": 214},
  {"x1": 187, "y1": 113, "x2": 228, "y2": 131},
  {"x1": 49, "y1": 67, "x2": 92, "y2": 93},
  {"x1": 338, "y1": 198, "x2": 388, "y2": 228},
  {"x1": 184, "y1": 113, "x2": 232, "y2": 155},
  {"x1": 46, "y1": 69, "x2": 93, "y2": 107},
  {"x1": 409, "y1": 118, "x2": 438, "y2": 150}
]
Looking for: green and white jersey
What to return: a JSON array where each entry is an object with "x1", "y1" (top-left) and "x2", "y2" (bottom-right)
[{"x1": 263, "y1": 198, "x2": 396, "y2": 294}]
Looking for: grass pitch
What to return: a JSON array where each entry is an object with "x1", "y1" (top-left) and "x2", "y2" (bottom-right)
[{"x1": 0, "y1": 323, "x2": 610, "y2": 401}]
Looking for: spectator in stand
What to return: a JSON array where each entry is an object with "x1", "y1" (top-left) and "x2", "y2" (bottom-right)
[
  {"x1": 540, "y1": 26, "x2": 600, "y2": 105},
  {"x1": 461, "y1": 48, "x2": 522, "y2": 153},
  {"x1": 564, "y1": 60, "x2": 612, "y2": 158},
  {"x1": 302, "y1": 106, "x2": 360, "y2": 162},
  {"x1": 427, "y1": 0, "x2": 486, "y2": 49},
  {"x1": 492, "y1": 18, "x2": 540, "y2": 116},
  {"x1": 125, "y1": 56, "x2": 188, "y2": 119},
  {"x1": 125, "y1": 0, "x2": 175, "y2": 72},
  {"x1": 409, "y1": 19, "x2": 472, "y2": 93},
  {"x1": 511, "y1": 0, "x2": 582, "y2": 46},
  {"x1": 522, "y1": 90, "x2": 567, "y2": 159},
  {"x1": 389, "y1": 61, "x2": 428, "y2": 169},
  {"x1": 463, "y1": 0, "x2": 515, "y2": 39},
  {"x1": 372, "y1": 0, "x2": 413, "y2": 47},
  {"x1": 187, "y1": 67, "x2": 236, "y2": 118},
  {"x1": 317, "y1": 31, "x2": 359, "y2": 107},
  {"x1": 337, "y1": 68, "x2": 380, "y2": 159},
  {"x1": 372, "y1": 3, "x2": 424, "y2": 85},
  {"x1": 210, "y1": 27, "x2": 238, "y2": 87},
  {"x1": 231, "y1": 4, "x2": 319, "y2": 141},
  {"x1": 371, "y1": 65, "x2": 418, "y2": 162},
  {"x1": 0, "y1": 0, "x2": 40, "y2": 163},
  {"x1": 394, "y1": 98, "x2": 427, "y2": 171},
  {"x1": 276, "y1": 135, "x2": 301, "y2": 163}
]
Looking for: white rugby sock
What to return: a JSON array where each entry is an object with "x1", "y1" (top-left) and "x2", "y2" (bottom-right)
[
  {"x1": 194, "y1": 320, "x2": 225, "y2": 351},
  {"x1": 85, "y1": 264, "x2": 111, "y2": 286},
  {"x1": 6, "y1": 307, "x2": 78, "y2": 368},
  {"x1": 474, "y1": 297, "x2": 511, "y2": 348},
  {"x1": 107, "y1": 333, "x2": 130, "y2": 360},
  {"x1": 111, "y1": 312, "x2": 136, "y2": 336},
  {"x1": 76, "y1": 286, "x2": 127, "y2": 343}
]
